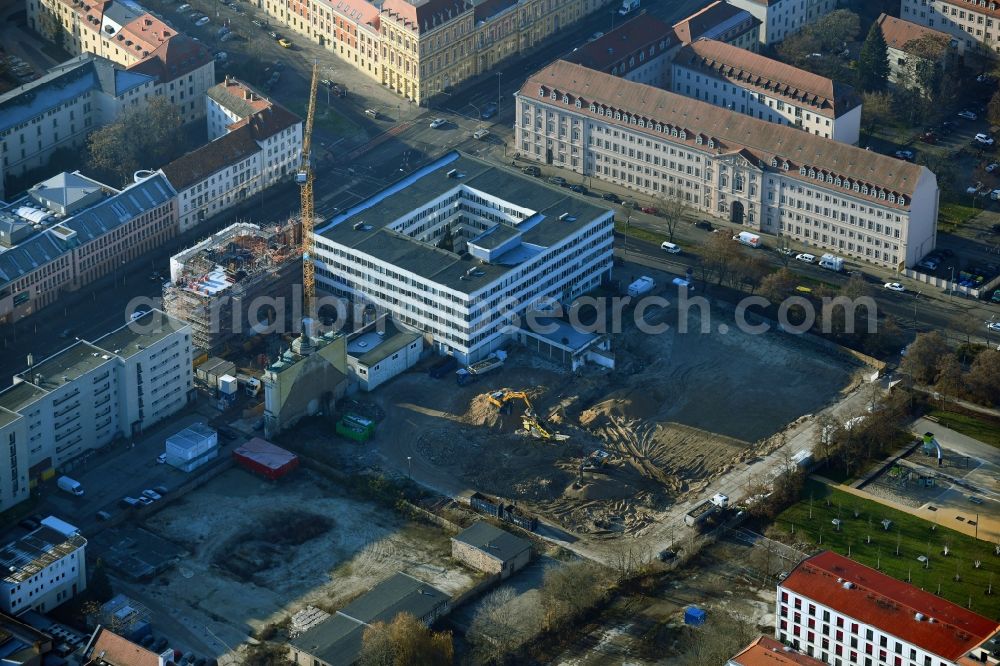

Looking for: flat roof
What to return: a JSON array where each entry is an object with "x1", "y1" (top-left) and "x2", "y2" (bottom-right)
[
  {"x1": 14, "y1": 341, "x2": 114, "y2": 391},
  {"x1": 92, "y1": 309, "x2": 188, "y2": 359},
  {"x1": 782, "y1": 551, "x2": 1000, "y2": 661},
  {"x1": 520, "y1": 316, "x2": 600, "y2": 351},
  {"x1": 0, "y1": 383, "x2": 48, "y2": 413},
  {"x1": 289, "y1": 614, "x2": 364, "y2": 666},
  {"x1": 0, "y1": 524, "x2": 86, "y2": 584},
  {"x1": 346, "y1": 320, "x2": 421, "y2": 368},
  {"x1": 233, "y1": 438, "x2": 297, "y2": 470},
  {"x1": 338, "y1": 572, "x2": 448, "y2": 626},
  {"x1": 316, "y1": 151, "x2": 612, "y2": 294},
  {"x1": 452, "y1": 521, "x2": 531, "y2": 563},
  {"x1": 0, "y1": 406, "x2": 23, "y2": 428}
]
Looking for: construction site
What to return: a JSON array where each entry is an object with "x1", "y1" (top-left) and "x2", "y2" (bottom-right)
[{"x1": 163, "y1": 221, "x2": 302, "y2": 355}]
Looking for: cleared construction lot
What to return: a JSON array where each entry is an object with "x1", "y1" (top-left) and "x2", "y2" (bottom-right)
[
  {"x1": 132, "y1": 468, "x2": 473, "y2": 648},
  {"x1": 367, "y1": 301, "x2": 862, "y2": 550}
]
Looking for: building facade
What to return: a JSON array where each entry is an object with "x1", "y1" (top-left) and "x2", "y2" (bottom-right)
[
  {"x1": 672, "y1": 0, "x2": 761, "y2": 51},
  {"x1": 451, "y1": 521, "x2": 532, "y2": 579},
  {"x1": 728, "y1": 0, "x2": 839, "y2": 45},
  {"x1": 0, "y1": 518, "x2": 87, "y2": 614},
  {"x1": 671, "y1": 39, "x2": 862, "y2": 144},
  {"x1": 0, "y1": 171, "x2": 177, "y2": 323},
  {"x1": 563, "y1": 15, "x2": 680, "y2": 88},
  {"x1": 877, "y1": 13, "x2": 959, "y2": 90},
  {"x1": 259, "y1": 0, "x2": 612, "y2": 104},
  {"x1": 515, "y1": 61, "x2": 939, "y2": 270},
  {"x1": 0, "y1": 409, "x2": 28, "y2": 513},
  {"x1": 0, "y1": 54, "x2": 156, "y2": 200},
  {"x1": 900, "y1": 0, "x2": 1000, "y2": 56},
  {"x1": 160, "y1": 90, "x2": 302, "y2": 233},
  {"x1": 728, "y1": 635, "x2": 827, "y2": 665},
  {"x1": 0, "y1": 310, "x2": 192, "y2": 492},
  {"x1": 777, "y1": 551, "x2": 1000, "y2": 665},
  {"x1": 312, "y1": 151, "x2": 615, "y2": 363}
]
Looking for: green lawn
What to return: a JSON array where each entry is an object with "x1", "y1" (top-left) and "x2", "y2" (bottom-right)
[
  {"x1": 927, "y1": 408, "x2": 1000, "y2": 449},
  {"x1": 938, "y1": 200, "x2": 980, "y2": 230},
  {"x1": 616, "y1": 219, "x2": 666, "y2": 246},
  {"x1": 773, "y1": 480, "x2": 1000, "y2": 619},
  {"x1": 291, "y1": 102, "x2": 361, "y2": 137}
]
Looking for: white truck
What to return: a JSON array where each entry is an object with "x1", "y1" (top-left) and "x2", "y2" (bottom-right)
[
  {"x1": 57, "y1": 476, "x2": 84, "y2": 496},
  {"x1": 733, "y1": 231, "x2": 761, "y2": 248},
  {"x1": 710, "y1": 493, "x2": 729, "y2": 508},
  {"x1": 819, "y1": 253, "x2": 845, "y2": 272},
  {"x1": 627, "y1": 276, "x2": 656, "y2": 297},
  {"x1": 618, "y1": 0, "x2": 639, "y2": 14}
]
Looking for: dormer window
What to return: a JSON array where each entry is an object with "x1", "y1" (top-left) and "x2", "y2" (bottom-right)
[
  {"x1": 808, "y1": 169, "x2": 816, "y2": 178},
  {"x1": 879, "y1": 190, "x2": 886, "y2": 199},
  {"x1": 770, "y1": 158, "x2": 778, "y2": 167},
  {"x1": 562, "y1": 93, "x2": 569, "y2": 103},
  {"x1": 655, "y1": 123, "x2": 663, "y2": 132},
  {"x1": 899, "y1": 195, "x2": 907, "y2": 206},
  {"x1": 615, "y1": 111, "x2": 622, "y2": 120},
  {"x1": 696, "y1": 135, "x2": 703, "y2": 145},
  {"x1": 638, "y1": 119, "x2": 645, "y2": 128},
  {"x1": 538, "y1": 86, "x2": 546, "y2": 97},
  {"x1": 550, "y1": 91, "x2": 557, "y2": 100},
  {"x1": 861, "y1": 185, "x2": 868, "y2": 194},
  {"x1": 799, "y1": 166, "x2": 807, "y2": 175},
  {"x1": 589, "y1": 103, "x2": 597, "y2": 112},
  {"x1": 671, "y1": 128, "x2": 679, "y2": 137},
  {"x1": 678, "y1": 130, "x2": 686, "y2": 139},
  {"x1": 835, "y1": 177, "x2": 842, "y2": 187},
  {"x1": 708, "y1": 139, "x2": 715, "y2": 148},
  {"x1": 575, "y1": 99, "x2": 582, "y2": 108},
  {"x1": 888, "y1": 193, "x2": 896, "y2": 203},
  {"x1": 782, "y1": 161, "x2": 789, "y2": 171}
]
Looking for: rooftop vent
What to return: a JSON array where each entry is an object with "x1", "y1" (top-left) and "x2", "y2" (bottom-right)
[
  {"x1": 842, "y1": 581, "x2": 854, "y2": 590},
  {"x1": 353, "y1": 221, "x2": 365, "y2": 231},
  {"x1": 915, "y1": 613, "x2": 924, "y2": 621},
  {"x1": 446, "y1": 168, "x2": 458, "y2": 178}
]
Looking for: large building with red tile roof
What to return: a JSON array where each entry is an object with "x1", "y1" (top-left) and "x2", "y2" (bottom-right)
[
  {"x1": 671, "y1": 38, "x2": 862, "y2": 144},
  {"x1": 564, "y1": 15, "x2": 680, "y2": 89},
  {"x1": 728, "y1": 0, "x2": 838, "y2": 45},
  {"x1": 82, "y1": 627, "x2": 173, "y2": 666},
  {"x1": 877, "y1": 14, "x2": 958, "y2": 92},
  {"x1": 729, "y1": 635, "x2": 827, "y2": 666},
  {"x1": 777, "y1": 551, "x2": 1000, "y2": 665},
  {"x1": 515, "y1": 59, "x2": 939, "y2": 270},
  {"x1": 900, "y1": 0, "x2": 1000, "y2": 56},
  {"x1": 160, "y1": 85, "x2": 302, "y2": 232},
  {"x1": 27, "y1": 0, "x2": 214, "y2": 123}
]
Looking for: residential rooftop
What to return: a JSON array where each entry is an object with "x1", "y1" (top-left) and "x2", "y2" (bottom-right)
[
  {"x1": 876, "y1": 13, "x2": 956, "y2": 53},
  {"x1": 0, "y1": 407, "x2": 20, "y2": 429},
  {"x1": 0, "y1": 522, "x2": 86, "y2": 585},
  {"x1": 452, "y1": 521, "x2": 531, "y2": 563},
  {"x1": 781, "y1": 551, "x2": 1000, "y2": 661},
  {"x1": 0, "y1": 382, "x2": 49, "y2": 414},
  {"x1": 92, "y1": 309, "x2": 190, "y2": 359},
  {"x1": 728, "y1": 635, "x2": 827, "y2": 665},
  {"x1": 672, "y1": 0, "x2": 759, "y2": 44},
  {"x1": 563, "y1": 14, "x2": 676, "y2": 74},
  {"x1": 14, "y1": 341, "x2": 116, "y2": 391},
  {"x1": 316, "y1": 151, "x2": 613, "y2": 294},
  {"x1": 523, "y1": 60, "x2": 927, "y2": 205},
  {"x1": 207, "y1": 77, "x2": 273, "y2": 121}
]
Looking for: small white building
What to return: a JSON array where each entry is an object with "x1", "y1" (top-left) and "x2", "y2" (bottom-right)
[
  {"x1": 727, "y1": 0, "x2": 839, "y2": 46},
  {"x1": 346, "y1": 319, "x2": 423, "y2": 392},
  {"x1": 165, "y1": 422, "x2": 218, "y2": 472},
  {"x1": 0, "y1": 517, "x2": 87, "y2": 614}
]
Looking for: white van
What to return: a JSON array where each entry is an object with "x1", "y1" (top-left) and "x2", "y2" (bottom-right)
[
  {"x1": 660, "y1": 241, "x2": 681, "y2": 254},
  {"x1": 178, "y1": 3, "x2": 190, "y2": 10}
]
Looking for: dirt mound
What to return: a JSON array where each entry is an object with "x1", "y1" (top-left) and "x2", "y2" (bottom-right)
[
  {"x1": 579, "y1": 384, "x2": 666, "y2": 427},
  {"x1": 463, "y1": 392, "x2": 502, "y2": 428},
  {"x1": 561, "y1": 476, "x2": 639, "y2": 501}
]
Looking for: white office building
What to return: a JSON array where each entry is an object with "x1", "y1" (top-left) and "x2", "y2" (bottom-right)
[
  {"x1": 516, "y1": 60, "x2": 939, "y2": 270},
  {"x1": 0, "y1": 516, "x2": 87, "y2": 614},
  {"x1": 313, "y1": 151, "x2": 615, "y2": 364},
  {"x1": 0, "y1": 310, "x2": 193, "y2": 506},
  {"x1": 728, "y1": 0, "x2": 839, "y2": 45},
  {"x1": 777, "y1": 551, "x2": 1000, "y2": 666},
  {"x1": 671, "y1": 39, "x2": 862, "y2": 144}
]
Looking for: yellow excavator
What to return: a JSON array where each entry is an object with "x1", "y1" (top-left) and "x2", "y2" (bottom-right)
[{"x1": 488, "y1": 390, "x2": 569, "y2": 441}]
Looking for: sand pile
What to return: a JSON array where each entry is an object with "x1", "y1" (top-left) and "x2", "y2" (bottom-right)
[
  {"x1": 579, "y1": 384, "x2": 666, "y2": 427},
  {"x1": 463, "y1": 393, "x2": 502, "y2": 428}
]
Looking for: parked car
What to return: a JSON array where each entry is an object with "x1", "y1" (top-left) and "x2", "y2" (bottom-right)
[
  {"x1": 547, "y1": 176, "x2": 566, "y2": 186},
  {"x1": 640, "y1": 206, "x2": 658, "y2": 214},
  {"x1": 694, "y1": 220, "x2": 714, "y2": 231},
  {"x1": 429, "y1": 118, "x2": 446, "y2": 128},
  {"x1": 601, "y1": 192, "x2": 621, "y2": 203},
  {"x1": 570, "y1": 184, "x2": 587, "y2": 194},
  {"x1": 795, "y1": 253, "x2": 817, "y2": 264},
  {"x1": 919, "y1": 131, "x2": 936, "y2": 144},
  {"x1": 156, "y1": 453, "x2": 167, "y2": 464},
  {"x1": 917, "y1": 257, "x2": 940, "y2": 270},
  {"x1": 364, "y1": 108, "x2": 378, "y2": 118},
  {"x1": 278, "y1": 37, "x2": 292, "y2": 48},
  {"x1": 987, "y1": 321, "x2": 1000, "y2": 332},
  {"x1": 120, "y1": 497, "x2": 140, "y2": 508},
  {"x1": 883, "y1": 282, "x2": 906, "y2": 292},
  {"x1": 137, "y1": 496, "x2": 154, "y2": 506},
  {"x1": 96, "y1": 510, "x2": 112, "y2": 521},
  {"x1": 268, "y1": 30, "x2": 281, "y2": 39},
  {"x1": 18, "y1": 518, "x2": 39, "y2": 530},
  {"x1": 975, "y1": 133, "x2": 995, "y2": 147},
  {"x1": 992, "y1": 289, "x2": 1000, "y2": 303},
  {"x1": 195, "y1": 15, "x2": 210, "y2": 25},
  {"x1": 142, "y1": 489, "x2": 161, "y2": 501},
  {"x1": 153, "y1": 638, "x2": 169, "y2": 652},
  {"x1": 251, "y1": 18, "x2": 265, "y2": 28},
  {"x1": 521, "y1": 165, "x2": 540, "y2": 176},
  {"x1": 218, "y1": 427, "x2": 237, "y2": 441},
  {"x1": 480, "y1": 102, "x2": 497, "y2": 119},
  {"x1": 153, "y1": 485, "x2": 170, "y2": 495},
  {"x1": 473, "y1": 128, "x2": 489, "y2": 140},
  {"x1": 894, "y1": 150, "x2": 914, "y2": 161},
  {"x1": 958, "y1": 110, "x2": 978, "y2": 120},
  {"x1": 987, "y1": 163, "x2": 1000, "y2": 173}
]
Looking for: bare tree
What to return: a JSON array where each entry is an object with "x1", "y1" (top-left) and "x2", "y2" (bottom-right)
[
  {"x1": 468, "y1": 587, "x2": 541, "y2": 664},
  {"x1": 899, "y1": 331, "x2": 949, "y2": 385},
  {"x1": 541, "y1": 561, "x2": 612, "y2": 631},
  {"x1": 679, "y1": 612, "x2": 759, "y2": 665},
  {"x1": 656, "y1": 197, "x2": 686, "y2": 242},
  {"x1": 359, "y1": 614, "x2": 453, "y2": 666}
]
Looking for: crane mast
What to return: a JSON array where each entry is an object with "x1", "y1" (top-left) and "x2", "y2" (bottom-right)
[{"x1": 297, "y1": 62, "x2": 319, "y2": 317}]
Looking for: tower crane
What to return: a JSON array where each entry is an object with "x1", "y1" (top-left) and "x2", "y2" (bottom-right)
[{"x1": 296, "y1": 62, "x2": 319, "y2": 318}]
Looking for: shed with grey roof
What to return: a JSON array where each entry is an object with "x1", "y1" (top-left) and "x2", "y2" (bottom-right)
[{"x1": 451, "y1": 521, "x2": 532, "y2": 578}]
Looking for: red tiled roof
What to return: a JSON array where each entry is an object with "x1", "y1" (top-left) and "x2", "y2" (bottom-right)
[
  {"x1": 316, "y1": 0, "x2": 380, "y2": 29},
  {"x1": 207, "y1": 78, "x2": 273, "y2": 121},
  {"x1": 230, "y1": 103, "x2": 301, "y2": 140},
  {"x1": 161, "y1": 124, "x2": 261, "y2": 191},
  {"x1": 877, "y1": 13, "x2": 954, "y2": 53},
  {"x1": 781, "y1": 551, "x2": 1000, "y2": 661},
  {"x1": 933, "y1": 0, "x2": 1000, "y2": 20},
  {"x1": 521, "y1": 60, "x2": 925, "y2": 205},
  {"x1": 673, "y1": 0, "x2": 757, "y2": 44},
  {"x1": 563, "y1": 14, "x2": 677, "y2": 74},
  {"x1": 118, "y1": 13, "x2": 173, "y2": 58},
  {"x1": 380, "y1": 0, "x2": 469, "y2": 33},
  {"x1": 730, "y1": 635, "x2": 827, "y2": 666},
  {"x1": 127, "y1": 33, "x2": 212, "y2": 83},
  {"x1": 675, "y1": 39, "x2": 859, "y2": 118},
  {"x1": 86, "y1": 628, "x2": 161, "y2": 666}
]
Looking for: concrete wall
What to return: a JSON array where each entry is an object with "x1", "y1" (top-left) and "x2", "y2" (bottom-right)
[{"x1": 451, "y1": 539, "x2": 531, "y2": 579}]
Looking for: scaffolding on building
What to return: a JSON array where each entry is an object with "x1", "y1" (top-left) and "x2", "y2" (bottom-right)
[{"x1": 162, "y1": 220, "x2": 302, "y2": 355}]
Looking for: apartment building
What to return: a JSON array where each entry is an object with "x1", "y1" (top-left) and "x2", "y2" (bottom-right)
[
  {"x1": 515, "y1": 60, "x2": 939, "y2": 270},
  {"x1": 0, "y1": 54, "x2": 156, "y2": 200},
  {"x1": 671, "y1": 39, "x2": 862, "y2": 144},
  {"x1": 0, "y1": 171, "x2": 177, "y2": 322},
  {"x1": 564, "y1": 15, "x2": 680, "y2": 88},
  {"x1": 26, "y1": 0, "x2": 214, "y2": 122},
  {"x1": 777, "y1": 551, "x2": 1000, "y2": 666},
  {"x1": 672, "y1": 0, "x2": 761, "y2": 52},
  {"x1": 260, "y1": 0, "x2": 610, "y2": 104},
  {"x1": 0, "y1": 517, "x2": 86, "y2": 614},
  {"x1": 729, "y1": 635, "x2": 827, "y2": 665},
  {"x1": 312, "y1": 151, "x2": 615, "y2": 364},
  {"x1": 0, "y1": 310, "x2": 192, "y2": 492},
  {"x1": 0, "y1": 408, "x2": 28, "y2": 513},
  {"x1": 160, "y1": 91, "x2": 302, "y2": 232},
  {"x1": 877, "y1": 13, "x2": 959, "y2": 90},
  {"x1": 728, "y1": 0, "x2": 838, "y2": 45},
  {"x1": 900, "y1": 0, "x2": 1000, "y2": 55}
]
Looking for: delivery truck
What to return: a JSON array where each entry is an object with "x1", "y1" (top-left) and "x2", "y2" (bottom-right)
[
  {"x1": 819, "y1": 254, "x2": 845, "y2": 272},
  {"x1": 733, "y1": 231, "x2": 761, "y2": 248},
  {"x1": 57, "y1": 476, "x2": 84, "y2": 496},
  {"x1": 627, "y1": 276, "x2": 656, "y2": 297}
]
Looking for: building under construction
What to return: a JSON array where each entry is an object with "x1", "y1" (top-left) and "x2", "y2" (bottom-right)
[{"x1": 163, "y1": 221, "x2": 301, "y2": 355}]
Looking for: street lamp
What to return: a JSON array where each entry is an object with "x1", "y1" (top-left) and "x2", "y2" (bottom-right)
[
  {"x1": 496, "y1": 72, "x2": 502, "y2": 118},
  {"x1": 406, "y1": 456, "x2": 412, "y2": 479},
  {"x1": 623, "y1": 214, "x2": 631, "y2": 262},
  {"x1": 948, "y1": 266, "x2": 955, "y2": 298},
  {"x1": 912, "y1": 290, "x2": 921, "y2": 323}
]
